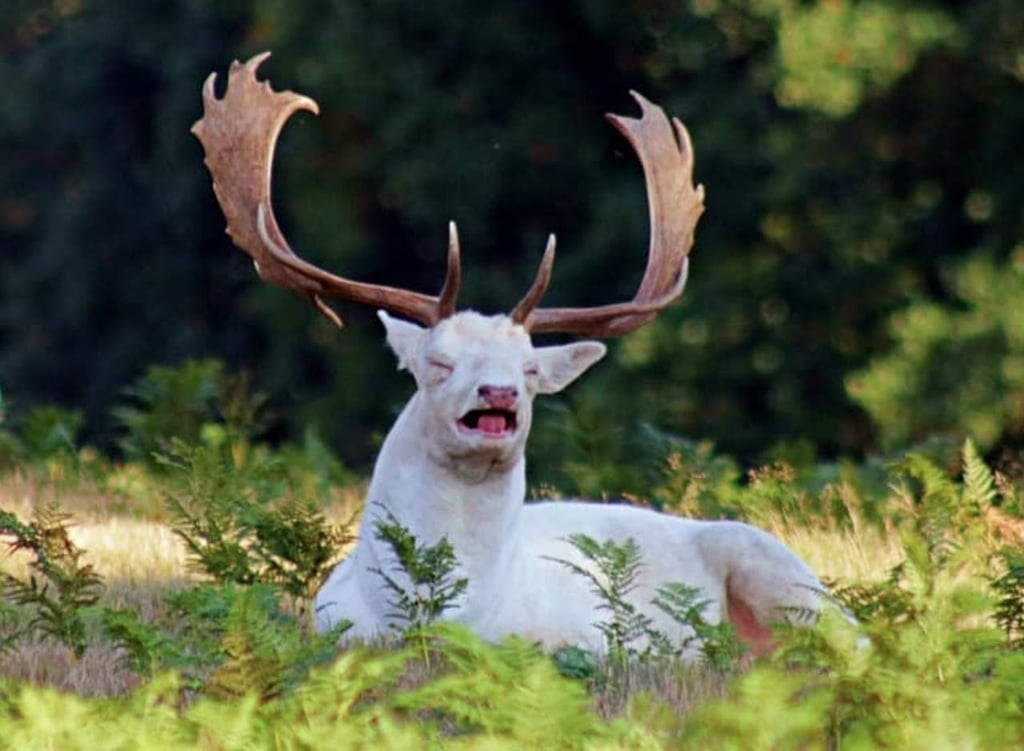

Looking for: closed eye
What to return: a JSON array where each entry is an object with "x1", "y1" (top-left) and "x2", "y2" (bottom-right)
[
  {"x1": 524, "y1": 364, "x2": 540, "y2": 377},
  {"x1": 428, "y1": 358, "x2": 454, "y2": 373}
]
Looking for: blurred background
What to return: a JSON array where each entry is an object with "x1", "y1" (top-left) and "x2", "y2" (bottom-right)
[{"x1": 1, "y1": 0, "x2": 1022, "y2": 489}]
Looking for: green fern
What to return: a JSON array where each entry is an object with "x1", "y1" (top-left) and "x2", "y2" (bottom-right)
[
  {"x1": 0, "y1": 590, "x2": 18, "y2": 654},
  {"x1": 157, "y1": 439, "x2": 350, "y2": 625},
  {"x1": 893, "y1": 451, "x2": 965, "y2": 570},
  {"x1": 962, "y1": 438, "x2": 997, "y2": 514},
  {"x1": 550, "y1": 535, "x2": 744, "y2": 670},
  {"x1": 651, "y1": 582, "x2": 742, "y2": 669},
  {"x1": 0, "y1": 505, "x2": 102, "y2": 658},
  {"x1": 207, "y1": 584, "x2": 341, "y2": 701},
  {"x1": 113, "y1": 359, "x2": 269, "y2": 466},
  {"x1": 551, "y1": 534, "x2": 655, "y2": 667},
  {"x1": 991, "y1": 549, "x2": 1024, "y2": 647},
  {"x1": 96, "y1": 607, "x2": 178, "y2": 676},
  {"x1": 370, "y1": 509, "x2": 469, "y2": 638}
]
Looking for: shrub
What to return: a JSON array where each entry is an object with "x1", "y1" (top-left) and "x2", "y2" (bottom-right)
[
  {"x1": 157, "y1": 438, "x2": 351, "y2": 621},
  {"x1": 113, "y1": 360, "x2": 268, "y2": 465}
]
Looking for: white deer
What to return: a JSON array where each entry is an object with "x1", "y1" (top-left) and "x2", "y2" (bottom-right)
[{"x1": 194, "y1": 53, "x2": 825, "y2": 657}]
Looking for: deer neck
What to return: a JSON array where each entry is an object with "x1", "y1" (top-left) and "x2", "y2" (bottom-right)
[{"x1": 361, "y1": 392, "x2": 527, "y2": 585}]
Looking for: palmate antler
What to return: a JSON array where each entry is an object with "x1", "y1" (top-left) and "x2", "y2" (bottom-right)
[
  {"x1": 511, "y1": 93, "x2": 705, "y2": 336},
  {"x1": 191, "y1": 52, "x2": 460, "y2": 328},
  {"x1": 193, "y1": 53, "x2": 704, "y2": 335}
]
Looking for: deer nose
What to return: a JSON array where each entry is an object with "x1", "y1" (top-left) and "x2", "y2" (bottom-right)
[{"x1": 478, "y1": 385, "x2": 518, "y2": 409}]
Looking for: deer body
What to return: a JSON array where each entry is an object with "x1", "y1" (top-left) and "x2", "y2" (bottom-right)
[
  {"x1": 314, "y1": 312, "x2": 822, "y2": 653},
  {"x1": 194, "y1": 54, "x2": 826, "y2": 657}
]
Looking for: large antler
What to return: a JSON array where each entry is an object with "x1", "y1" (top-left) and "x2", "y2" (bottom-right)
[
  {"x1": 192, "y1": 52, "x2": 460, "y2": 327},
  {"x1": 510, "y1": 92, "x2": 704, "y2": 336}
]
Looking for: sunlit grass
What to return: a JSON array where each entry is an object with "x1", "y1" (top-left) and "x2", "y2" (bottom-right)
[{"x1": 771, "y1": 522, "x2": 905, "y2": 584}]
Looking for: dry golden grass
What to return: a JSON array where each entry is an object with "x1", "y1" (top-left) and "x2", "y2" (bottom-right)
[
  {"x1": 591, "y1": 659, "x2": 733, "y2": 721},
  {"x1": 773, "y1": 522, "x2": 905, "y2": 584},
  {"x1": 1, "y1": 473, "x2": 193, "y2": 609},
  {"x1": 0, "y1": 640, "x2": 141, "y2": 697}
]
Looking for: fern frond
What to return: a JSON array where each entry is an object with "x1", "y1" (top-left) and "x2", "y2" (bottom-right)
[
  {"x1": 548, "y1": 535, "x2": 655, "y2": 663},
  {"x1": 0, "y1": 504, "x2": 103, "y2": 657},
  {"x1": 370, "y1": 509, "x2": 468, "y2": 636},
  {"x1": 962, "y1": 438, "x2": 997, "y2": 513}
]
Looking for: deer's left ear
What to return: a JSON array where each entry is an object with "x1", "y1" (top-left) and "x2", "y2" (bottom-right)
[
  {"x1": 379, "y1": 311, "x2": 426, "y2": 371},
  {"x1": 534, "y1": 341, "x2": 607, "y2": 395}
]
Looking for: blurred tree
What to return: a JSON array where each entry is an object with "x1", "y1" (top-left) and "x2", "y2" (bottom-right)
[
  {"x1": 849, "y1": 256, "x2": 1024, "y2": 452},
  {"x1": 0, "y1": 0, "x2": 256, "y2": 443},
  {"x1": 2, "y1": 0, "x2": 1022, "y2": 477}
]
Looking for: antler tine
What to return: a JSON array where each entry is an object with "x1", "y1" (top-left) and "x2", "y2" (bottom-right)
[
  {"x1": 519, "y1": 92, "x2": 704, "y2": 337},
  {"x1": 510, "y1": 234, "x2": 556, "y2": 325},
  {"x1": 193, "y1": 52, "x2": 459, "y2": 328},
  {"x1": 436, "y1": 221, "x2": 462, "y2": 320}
]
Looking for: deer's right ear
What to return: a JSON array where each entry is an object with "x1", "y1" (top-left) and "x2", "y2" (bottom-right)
[
  {"x1": 535, "y1": 341, "x2": 607, "y2": 394},
  {"x1": 378, "y1": 311, "x2": 426, "y2": 371}
]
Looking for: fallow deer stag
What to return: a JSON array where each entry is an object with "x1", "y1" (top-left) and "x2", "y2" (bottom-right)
[{"x1": 193, "y1": 53, "x2": 825, "y2": 656}]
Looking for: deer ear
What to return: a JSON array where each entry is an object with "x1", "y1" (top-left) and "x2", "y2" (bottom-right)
[
  {"x1": 378, "y1": 311, "x2": 426, "y2": 371},
  {"x1": 535, "y1": 341, "x2": 606, "y2": 395}
]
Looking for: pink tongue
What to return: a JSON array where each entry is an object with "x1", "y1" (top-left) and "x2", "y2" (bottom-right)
[{"x1": 478, "y1": 414, "x2": 508, "y2": 434}]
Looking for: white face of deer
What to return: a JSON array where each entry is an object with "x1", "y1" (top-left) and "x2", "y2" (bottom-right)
[{"x1": 379, "y1": 311, "x2": 606, "y2": 473}]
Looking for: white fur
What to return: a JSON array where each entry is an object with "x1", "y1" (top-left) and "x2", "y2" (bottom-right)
[{"x1": 315, "y1": 311, "x2": 823, "y2": 654}]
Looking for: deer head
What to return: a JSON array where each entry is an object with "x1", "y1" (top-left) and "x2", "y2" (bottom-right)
[
  {"x1": 192, "y1": 53, "x2": 704, "y2": 472},
  {"x1": 376, "y1": 310, "x2": 607, "y2": 473}
]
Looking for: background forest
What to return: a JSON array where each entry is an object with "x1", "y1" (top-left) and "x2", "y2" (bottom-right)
[{"x1": 2, "y1": 0, "x2": 1023, "y2": 482}]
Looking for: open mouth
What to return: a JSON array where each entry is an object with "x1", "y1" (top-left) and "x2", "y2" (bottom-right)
[{"x1": 457, "y1": 409, "x2": 518, "y2": 438}]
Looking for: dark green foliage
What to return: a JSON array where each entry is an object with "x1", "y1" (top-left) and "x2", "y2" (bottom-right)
[
  {"x1": 0, "y1": 504, "x2": 102, "y2": 658},
  {"x1": 1, "y1": 405, "x2": 110, "y2": 486},
  {"x1": 851, "y1": 259, "x2": 1024, "y2": 452},
  {"x1": 19, "y1": 406, "x2": 83, "y2": 461},
  {"x1": 205, "y1": 583, "x2": 346, "y2": 702},
  {"x1": 96, "y1": 606, "x2": 178, "y2": 676},
  {"x1": 4, "y1": 0, "x2": 1023, "y2": 471},
  {"x1": 159, "y1": 584, "x2": 261, "y2": 685},
  {"x1": 0, "y1": 597, "x2": 17, "y2": 655},
  {"x1": 551, "y1": 644, "x2": 600, "y2": 682},
  {"x1": 992, "y1": 550, "x2": 1024, "y2": 647},
  {"x1": 114, "y1": 360, "x2": 269, "y2": 466},
  {"x1": 371, "y1": 509, "x2": 469, "y2": 634}
]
